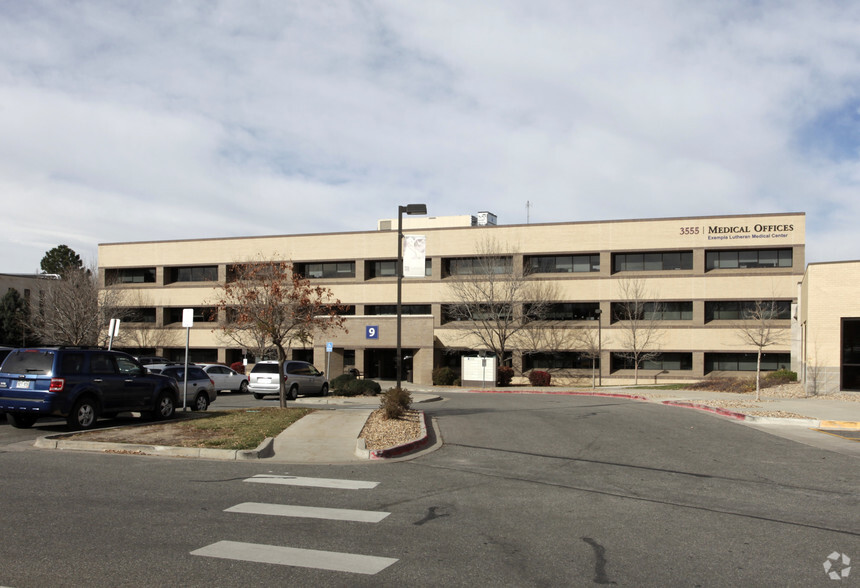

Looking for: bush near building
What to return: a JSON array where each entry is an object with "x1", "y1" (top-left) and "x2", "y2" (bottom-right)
[
  {"x1": 528, "y1": 370, "x2": 552, "y2": 386},
  {"x1": 497, "y1": 366, "x2": 514, "y2": 386},
  {"x1": 230, "y1": 362, "x2": 245, "y2": 375},
  {"x1": 432, "y1": 367, "x2": 457, "y2": 386},
  {"x1": 331, "y1": 373, "x2": 382, "y2": 397}
]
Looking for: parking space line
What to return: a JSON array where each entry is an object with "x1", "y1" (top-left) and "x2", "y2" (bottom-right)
[
  {"x1": 244, "y1": 474, "x2": 378, "y2": 489},
  {"x1": 191, "y1": 540, "x2": 398, "y2": 575},
  {"x1": 225, "y1": 502, "x2": 390, "y2": 523}
]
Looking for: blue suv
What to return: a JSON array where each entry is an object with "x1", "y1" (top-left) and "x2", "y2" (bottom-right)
[{"x1": 0, "y1": 348, "x2": 180, "y2": 430}]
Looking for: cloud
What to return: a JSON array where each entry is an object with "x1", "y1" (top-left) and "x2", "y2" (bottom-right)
[{"x1": 1, "y1": 0, "x2": 860, "y2": 272}]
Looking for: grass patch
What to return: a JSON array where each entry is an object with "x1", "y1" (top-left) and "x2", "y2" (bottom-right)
[{"x1": 180, "y1": 407, "x2": 314, "y2": 450}]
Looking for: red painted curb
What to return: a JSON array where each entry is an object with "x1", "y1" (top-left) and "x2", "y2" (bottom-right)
[
  {"x1": 369, "y1": 411, "x2": 429, "y2": 459},
  {"x1": 660, "y1": 400, "x2": 747, "y2": 421}
]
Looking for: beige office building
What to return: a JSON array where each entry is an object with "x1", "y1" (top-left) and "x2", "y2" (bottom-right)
[{"x1": 98, "y1": 212, "x2": 806, "y2": 386}]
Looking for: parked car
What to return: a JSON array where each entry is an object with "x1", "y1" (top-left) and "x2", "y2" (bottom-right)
[
  {"x1": 150, "y1": 365, "x2": 217, "y2": 411},
  {"x1": 248, "y1": 360, "x2": 328, "y2": 400},
  {"x1": 0, "y1": 348, "x2": 179, "y2": 430},
  {"x1": 197, "y1": 364, "x2": 249, "y2": 394}
]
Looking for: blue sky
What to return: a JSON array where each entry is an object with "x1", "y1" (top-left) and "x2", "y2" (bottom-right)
[{"x1": 1, "y1": 1, "x2": 860, "y2": 272}]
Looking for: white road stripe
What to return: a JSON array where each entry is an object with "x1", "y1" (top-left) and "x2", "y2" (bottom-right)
[
  {"x1": 244, "y1": 474, "x2": 378, "y2": 490},
  {"x1": 225, "y1": 502, "x2": 390, "y2": 523},
  {"x1": 191, "y1": 540, "x2": 398, "y2": 575}
]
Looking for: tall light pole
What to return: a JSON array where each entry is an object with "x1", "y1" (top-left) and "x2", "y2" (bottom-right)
[
  {"x1": 396, "y1": 203, "x2": 427, "y2": 389},
  {"x1": 594, "y1": 307, "x2": 602, "y2": 387}
]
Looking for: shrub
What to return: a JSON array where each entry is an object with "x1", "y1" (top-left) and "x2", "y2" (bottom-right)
[
  {"x1": 764, "y1": 369, "x2": 797, "y2": 386},
  {"x1": 230, "y1": 362, "x2": 245, "y2": 375},
  {"x1": 432, "y1": 366, "x2": 457, "y2": 386},
  {"x1": 528, "y1": 370, "x2": 552, "y2": 386},
  {"x1": 380, "y1": 387, "x2": 412, "y2": 419},
  {"x1": 330, "y1": 373, "x2": 356, "y2": 393},
  {"x1": 497, "y1": 366, "x2": 514, "y2": 386},
  {"x1": 341, "y1": 378, "x2": 382, "y2": 397}
]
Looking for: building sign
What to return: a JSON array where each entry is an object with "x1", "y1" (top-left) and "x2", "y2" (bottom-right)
[
  {"x1": 366, "y1": 325, "x2": 379, "y2": 339},
  {"x1": 678, "y1": 220, "x2": 796, "y2": 242},
  {"x1": 403, "y1": 234, "x2": 426, "y2": 278}
]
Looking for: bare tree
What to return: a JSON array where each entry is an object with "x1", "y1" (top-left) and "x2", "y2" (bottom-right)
[
  {"x1": 445, "y1": 238, "x2": 558, "y2": 368},
  {"x1": 211, "y1": 258, "x2": 347, "y2": 408},
  {"x1": 736, "y1": 300, "x2": 788, "y2": 401},
  {"x1": 26, "y1": 267, "x2": 112, "y2": 346},
  {"x1": 613, "y1": 278, "x2": 663, "y2": 385},
  {"x1": 570, "y1": 325, "x2": 601, "y2": 388}
]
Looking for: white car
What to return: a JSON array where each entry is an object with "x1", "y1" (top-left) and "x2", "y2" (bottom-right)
[{"x1": 197, "y1": 364, "x2": 250, "y2": 394}]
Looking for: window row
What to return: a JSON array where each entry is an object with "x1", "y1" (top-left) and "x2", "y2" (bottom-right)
[
  {"x1": 119, "y1": 300, "x2": 792, "y2": 324},
  {"x1": 523, "y1": 352, "x2": 790, "y2": 373},
  {"x1": 108, "y1": 247, "x2": 795, "y2": 285}
]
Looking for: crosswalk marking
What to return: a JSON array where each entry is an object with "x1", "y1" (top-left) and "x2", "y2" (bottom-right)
[
  {"x1": 191, "y1": 540, "x2": 398, "y2": 575},
  {"x1": 244, "y1": 474, "x2": 378, "y2": 490},
  {"x1": 225, "y1": 502, "x2": 390, "y2": 523}
]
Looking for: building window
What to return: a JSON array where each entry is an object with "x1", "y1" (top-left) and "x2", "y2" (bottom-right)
[
  {"x1": 166, "y1": 307, "x2": 217, "y2": 324},
  {"x1": 125, "y1": 308, "x2": 157, "y2": 323},
  {"x1": 706, "y1": 248, "x2": 792, "y2": 270},
  {"x1": 166, "y1": 266, "x2": 217, "y2": 283},
  {"x1": 704, "y1": 352, "x2": 791, "y2": 372},
  {"x1": 445, "y1": 256, "x2": 512, "y2": 276},
  {"x1": 611, "y1": 353, "x2": 693, "y2": 371},
  {"x1": 842, "y1": 318, "x2": 860, "y2": 391},
  {"x1": 613, "y1": 251, "x2": 692, "y2": 272},
  {"x1": 611, "y1": 301, "x2": 693, "y2": 321},
  {"x1": 295, "y1": 261, "x2": 355, "y2": 279},
  {"x1": 705, "y1": 300, "x2": 791, "y2": 321},
  {"x1": 441, "y1": 303, "x2": 512, "y2": 323},
  {"x1": 367, "y1": 259, "x2": 431, "y2": 278},
  {"x1": 105, "y1": 267, "x2": 156, "y2": 284},
  {"x1": 523, "y1": 352, "x2": 596, "y2": 370},
  {"x1": 526, "y1": 302, "x2": 600, "y2": 320},
  {"x1": 366, "y1": 304, "x2": 431, "y2": 315},
  {"x1": 526, "y1": 254, "x2": 599, "y2": 273}
]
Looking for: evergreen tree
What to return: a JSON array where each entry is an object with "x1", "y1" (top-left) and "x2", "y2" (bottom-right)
[{"x1": 40, "y1": 245, "x2": 83, "y2": 275}]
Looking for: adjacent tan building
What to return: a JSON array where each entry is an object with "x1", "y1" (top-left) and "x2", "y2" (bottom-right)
[{"x1": 98, "y1": 212, "x2": 806, "y2": 386}]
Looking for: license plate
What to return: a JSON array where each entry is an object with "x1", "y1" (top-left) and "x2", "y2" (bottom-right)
[{"x1": 15, "y1": 380, "x2": 31, "y2": 389}]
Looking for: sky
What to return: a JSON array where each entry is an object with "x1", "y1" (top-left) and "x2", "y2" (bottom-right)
[{"x1": 2, "y1": 1, "x2": 860, "y2": 273}]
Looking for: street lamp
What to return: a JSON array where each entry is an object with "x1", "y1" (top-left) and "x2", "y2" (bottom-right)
[
  {"x1": 396, "y1": 203, "x2": 427, "y2": 389},
  {"x1": 594, "y1": 307, "x2": 602, "y2": 387}
]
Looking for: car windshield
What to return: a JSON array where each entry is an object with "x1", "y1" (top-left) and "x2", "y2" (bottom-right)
[{"x1": 1, "y1": 350, "x2": 55, "y2": 375}]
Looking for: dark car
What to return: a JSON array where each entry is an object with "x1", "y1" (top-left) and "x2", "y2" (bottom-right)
[{"x1": 0, "y1": 348, "x2": 179, "y2": 430}]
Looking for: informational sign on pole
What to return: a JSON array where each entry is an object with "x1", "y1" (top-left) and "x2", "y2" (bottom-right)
[
  {"x1": 107, "y1": 319, "x2": 121, "y2": 350},
  {"x1": 182, "y1": 309, "x2": 194, "y2": 410}
]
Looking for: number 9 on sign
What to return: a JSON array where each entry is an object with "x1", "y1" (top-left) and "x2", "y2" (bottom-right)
[{"x1": 366, "y1": 326, "x2": 379, "y2": 339}]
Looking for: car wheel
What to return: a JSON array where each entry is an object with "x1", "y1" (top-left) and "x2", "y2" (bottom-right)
[
  {"x1": 320, "y1": 383, "x2": 329, "y2": 397},
  {"x1": 239, "y1": 380, "x2": 249, "y2": 394},
  {"x1": 288, "y1": 385, "x2": 298, "y2": 401},
  {"x1": 152, "y1": 392, "x2": 176, "y2": 421},
  {"x1": 253, "y1": 393, "x2": 264, "y2": 400},
  {"x1": 67, "y1": 397, "x2": 99, "y2": 430},
  {"x1": 7, "y1": 413, "x2": 36, "y2": 429},
  {"x1": 192, "y1": 393, "x2": 209, "y2": 411}
]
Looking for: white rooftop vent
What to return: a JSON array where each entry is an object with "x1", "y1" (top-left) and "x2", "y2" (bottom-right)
[{"x1": 476, "y1": 211, "x2": 497, "y2": 226}]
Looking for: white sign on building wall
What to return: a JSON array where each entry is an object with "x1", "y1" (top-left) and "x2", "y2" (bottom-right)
[{"x1": 403, "y1": 234, "x2": 426, "y2": 278}]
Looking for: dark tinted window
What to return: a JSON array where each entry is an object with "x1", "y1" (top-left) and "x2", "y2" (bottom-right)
[
  {"x1": 61, "y1": 353, "x2": 85, "y2": 375},
  {"x1": 251, "y1": 363, "x2": 279, "y2": 374},
  {"x1": 90, "y1": 354, "x2": 117, "y2": 375},
  {"x1": 2, "y1": 350, "x2": 56, "y2": 375}
]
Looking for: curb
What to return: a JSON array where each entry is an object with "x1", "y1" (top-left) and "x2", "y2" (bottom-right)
[
  {"x1": 34, "y1": 433, "x2": 275, "y2": 460},
  {"x1": 355, "y1": 411, "x2": 429, "y2": 460},
  {"x1": 469, "y1": 389, "x2": 650, "y2": 401}
]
